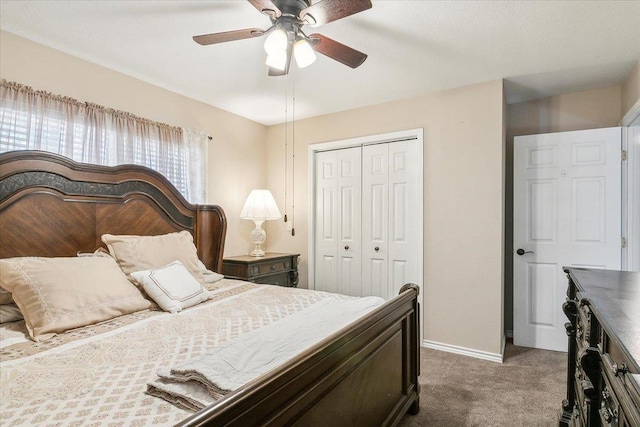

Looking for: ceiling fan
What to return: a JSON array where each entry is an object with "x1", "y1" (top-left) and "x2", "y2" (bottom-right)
[{"x1": 193, "y1": 0, "x2": 372, "y2": 76}]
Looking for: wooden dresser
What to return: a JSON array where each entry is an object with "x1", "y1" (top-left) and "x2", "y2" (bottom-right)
[
  {"x1": 222, "y1": 253, "x2": 299, "y2": 288},
  {"x1": 560, "y1": 268, "x2": 640, "y2": 427}
]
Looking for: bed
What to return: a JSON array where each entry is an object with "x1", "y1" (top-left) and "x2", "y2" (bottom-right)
[{"x1": 0, "y1": 150, "x2": 420, "y2": 427}]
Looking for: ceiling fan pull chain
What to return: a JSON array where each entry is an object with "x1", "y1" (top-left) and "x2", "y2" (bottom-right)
[
  {"x1": 291, "y1": 71, "x2": 296, "y2": 237},
  {"x1": 283, "y1": 80, "x2": 288, "y2": 223}
]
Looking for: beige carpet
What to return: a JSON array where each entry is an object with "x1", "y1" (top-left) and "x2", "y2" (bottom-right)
[{"x1": 397, "y1": 342, "x2": 566, "y2": 427}]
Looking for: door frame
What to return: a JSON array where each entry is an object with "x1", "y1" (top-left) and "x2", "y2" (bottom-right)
[
  {"x1": 308, "y1": 128, "x2": 424, "y2": 338},
  {"x1": 621, "y1": 98, "x2": 640, "y2": 271}
]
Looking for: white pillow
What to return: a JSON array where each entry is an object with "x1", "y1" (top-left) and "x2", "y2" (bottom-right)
[{"x1": 131, "y1": 261, "x2": 211, "y2": 314}]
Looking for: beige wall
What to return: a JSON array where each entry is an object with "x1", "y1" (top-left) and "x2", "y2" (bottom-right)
[
  {"x1": 1, "y1": 30, "x2": 506, "y2": 355},
  {"x1": 622, "y1": 61, "x2": 640, "y2": 118},
  {"x1": 0, "y1": 31, "x2": 267, "y2": 257},
  {"x1": 266, "y1": 80, "x2": 505, "y2": 355},
  {"x1": 504, "y1": 86, "x2": 622, "y2": 332}
]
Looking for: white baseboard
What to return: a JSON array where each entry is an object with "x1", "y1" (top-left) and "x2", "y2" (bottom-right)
[
  {"x1": 505, "y1": 329, "x2": 513, "y2": 338},
  {"x1": 422, "y1": 339, "x2": 504, "y2": 363}
]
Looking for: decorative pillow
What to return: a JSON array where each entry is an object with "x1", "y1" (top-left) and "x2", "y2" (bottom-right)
[
  {"x1": 0, "y1": 286, "x2": 13, "y2": 305},
  {"x1": 0, "y1": 304, "x2": 23, "y2": 323},
  {"x1": 77, "y1": 247, "x2": 113, "y2": 258},
  {"x1": 102, "y1": 231, "x2": 206, "y2": 284},
  {"x1": 196, "y1": 259, "x2": 224, "y2": 284},
  {"x1": 131, "y1": 261, "x2": 211, "y2": 314},
  {"x1": 0, "y1": 257, "x2": 151, "y2": 341}
]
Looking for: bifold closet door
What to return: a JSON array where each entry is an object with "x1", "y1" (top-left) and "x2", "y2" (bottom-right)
[
  {"x1": 314, "y1": 148, "x2": 362, "y2": 296},
  {"x1": 362, "y1": 141, "x2": 420, "y2": 299}
]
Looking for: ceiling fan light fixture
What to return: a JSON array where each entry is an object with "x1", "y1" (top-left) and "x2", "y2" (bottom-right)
[
  {"x1": 266, "y1": 49, "x2": 288, "y2": 71},
  {"x1": 264, "y1": 28, "x2": 288, "y2": 55},
  {"x1": 293, "y1": 38, "x2": 316, "y2": 68}
]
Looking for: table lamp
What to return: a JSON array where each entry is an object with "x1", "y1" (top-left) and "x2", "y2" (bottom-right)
[{"x1": 240, "y1": 189, "x2": 281, "y2": 257}]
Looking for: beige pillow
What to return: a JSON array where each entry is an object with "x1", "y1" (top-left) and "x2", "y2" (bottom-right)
[
  {"x1": 0, "y1": 303, "x2": 23, "y2": 323},
  {"x1": 0, "y1": 286, "x2": 13, "y2": 305},
  {"x1": 131, "y1": 261, "x2": 211, "y2": 314},
  {"x1": 0, "y1": 257, "x2": 151, "y2": 341},
  {"x1": 196, "y1": 259, "x2": 224, "y2": 284},
  {"x1": 102, "y1": 231, "x2": 205, "y2": 284}
]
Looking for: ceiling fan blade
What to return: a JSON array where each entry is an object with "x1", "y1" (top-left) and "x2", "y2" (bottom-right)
[
  {"x1": 310, "y1": 33, "x2": 367, "y2": 69},
  {"x1": 193, "y1": 28, "x2": 265, "y2": 45},
  {"x1": 247, "y1": 0, "x2": 281, "y2": 18},
  {"x1": 300, "y1": 0, "x2": 372, "y2": 26}
]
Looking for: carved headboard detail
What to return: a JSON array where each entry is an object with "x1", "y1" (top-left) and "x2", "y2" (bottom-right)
[{"x1": 0, "y1": 150, "x2": 227, "y2": 272}]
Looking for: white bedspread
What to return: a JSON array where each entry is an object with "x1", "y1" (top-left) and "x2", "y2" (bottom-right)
[
  {"x1": 0, "y1": 280, "x2": 384, "y2": 426},
  {"x1": 147, "y1": 296, "x2": 385, "y2": 410}
]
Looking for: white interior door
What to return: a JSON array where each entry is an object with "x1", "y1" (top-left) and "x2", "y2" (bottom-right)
[
  {"x1": 314, "y1": 148, "x2": 361, "y2": 295},
  {"x1": 337, "y1": 148, "x2": 362, "y2": 296},
  {"x1": 362, "y1": 141, "x2": 420, "y2": 299},
  {"x1": 314, "y1": 150, "x2": 338, "y2": 293},
  {"x1": 387, "y1": 141, "x2": 421, "y2": 296},
  {"x1": 362, "y1": 144, "x2": 389, "y2": 298},
  {"x1": 514, "y1": 127, "x2": 622, "y2": 352}
]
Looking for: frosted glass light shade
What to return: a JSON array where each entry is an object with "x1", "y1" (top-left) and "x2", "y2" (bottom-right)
[
  {"x1": 266, "y1": 50, "x2": 288, "y2": 71},
  {"x1": 240, "y1": 190, "x2": 281, "y2": 220},
  {"x1": 264, "y1": 29, "x2": 287, "y2": 55},
  {"x1": 293, "y1": 38, "x2": 316, "y2": 68}
]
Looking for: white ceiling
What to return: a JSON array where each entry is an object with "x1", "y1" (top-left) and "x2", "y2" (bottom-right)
[{"x1": 1, "y1": 0, "x2": 639, "y2": 126}]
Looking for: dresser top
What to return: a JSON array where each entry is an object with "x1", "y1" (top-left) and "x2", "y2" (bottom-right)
[
  {"x1": 566, "y1": 268, "x2": 640, "y2": 368},
  {"x1": 223, "y1": 253, "x2": 299, "y2": 263}
]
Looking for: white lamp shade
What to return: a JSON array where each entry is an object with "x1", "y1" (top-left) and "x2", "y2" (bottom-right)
[
  {"x1": 293, "y1": 38, "x2": 316, "y2": 68},
  {"x1": 240, "y1": 189, "x2": 281, "y2": 220},
  {"x1": 266, "y1": 50, "x2": 288, "y2": 71},
  {"x1": 264, "y1": 29, "x2": 287, "y2": 55}
]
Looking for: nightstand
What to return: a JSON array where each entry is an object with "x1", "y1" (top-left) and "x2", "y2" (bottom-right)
[{"x1": 222, "y1": 253, "x2": 299, "y2": 288}]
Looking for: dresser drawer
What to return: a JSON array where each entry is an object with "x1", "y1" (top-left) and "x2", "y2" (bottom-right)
[
  {"x1": 249, "y1": 259, "x2": 291, "y2": 276},
  {"x1": 600, "y1": 342, "x2": 640, "y2": 426},
  {"x1": 252, "y1": 272, "x2": 292, "y2": 287},
  {"x1": 222, "y1": 253, "x2": 299, "y2": 288},
  {"x1": 600, "y1": 371, "x2": 622, "y2": 426}
]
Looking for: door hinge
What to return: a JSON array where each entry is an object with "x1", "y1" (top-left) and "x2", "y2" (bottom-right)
[
  {"x1": 622, "y1": 150, "x2": 627, "y2": 161},
  {"x1": 622, "y1": 237, "x2": 627, "y2": 248}
]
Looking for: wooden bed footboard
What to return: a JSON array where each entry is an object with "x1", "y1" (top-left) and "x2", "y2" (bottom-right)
[{"x1": 179, "y1": 284, "x2": 420, "y2": 427}]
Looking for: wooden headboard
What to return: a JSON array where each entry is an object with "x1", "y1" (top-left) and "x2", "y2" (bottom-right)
[{"x1": 0, "y1": 150, "x2": 227, "y2": 272}]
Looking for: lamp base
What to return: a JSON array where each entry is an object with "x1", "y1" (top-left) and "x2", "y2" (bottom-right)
[
  {"x1": 250, "y1": 245, "x2": 266, "y2": 257},
  {"x1": 249, "y1": 219, "x2": 267, "y2": 257}
]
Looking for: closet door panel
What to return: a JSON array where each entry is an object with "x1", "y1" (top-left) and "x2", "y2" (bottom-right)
[
  {"x1": 337, "y1": 147, "x2": 362, "y2": 296},
  {"x1": 314, "y1": 151, "x2": 338, "y2": 293},
  {"x1": 388, "y1": 141, "x2": 420, "y2": 296},
  {"x1": 364, "y1": 258, "x2": 387, "y2": 299},
  {"x1": 362, "y1": 144, "x2": 388, "y2": 298},
  {"x1": 313, "y1": 138, "x2": 421, "y2": 300}
]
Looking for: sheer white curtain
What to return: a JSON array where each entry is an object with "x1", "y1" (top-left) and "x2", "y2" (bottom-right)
[{"x1": 0, "y1": 80, "x2": 206, "y2": 203}]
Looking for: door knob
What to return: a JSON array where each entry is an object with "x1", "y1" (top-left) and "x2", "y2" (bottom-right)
[
  {"x1": 374, "y1": 246, "x2": 380, "y2": 252},
  {"x1": 516, "y1": 248, "x2": 534, "y2": 256},
  {"x1": 344, "y1": 245, "x2": 349, "y2": 250}
]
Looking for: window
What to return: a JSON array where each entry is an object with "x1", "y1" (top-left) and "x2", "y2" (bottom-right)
[{"x1": 0, "y1": 81, "x2": 207, "y2": 203}]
